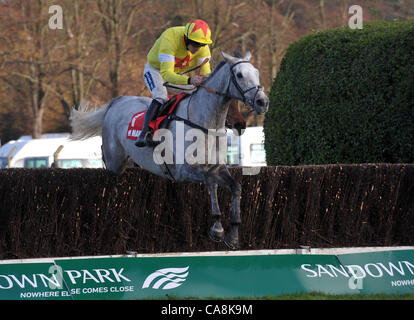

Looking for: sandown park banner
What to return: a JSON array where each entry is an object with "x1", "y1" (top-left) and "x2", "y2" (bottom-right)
[{"x1": 0, "y1": 248, "x2": 413, "y2": 300}]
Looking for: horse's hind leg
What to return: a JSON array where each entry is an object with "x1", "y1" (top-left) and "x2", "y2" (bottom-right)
[
  {"x1": 182, "y1": 165, "x2": 225, "y2": 242},
  {"x1": 101, "y1": 130, "x2": 128, "y2": 174}
]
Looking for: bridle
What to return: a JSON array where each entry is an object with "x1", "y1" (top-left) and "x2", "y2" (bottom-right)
[
  {"x1": 164, "y1": 60, "x2": 263, "y2": 137},
  {"x1": 200, "y1": 60, "x2": 264, "y2": 110}
]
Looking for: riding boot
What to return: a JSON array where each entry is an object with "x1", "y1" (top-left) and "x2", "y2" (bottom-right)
[{"x1": 135, "y1": 99, "x2": 163, "y2": 147}]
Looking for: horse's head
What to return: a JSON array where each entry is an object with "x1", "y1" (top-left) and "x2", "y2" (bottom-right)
[{"x1": 221, "y1": 51, "x2": 269, "y2": 115}]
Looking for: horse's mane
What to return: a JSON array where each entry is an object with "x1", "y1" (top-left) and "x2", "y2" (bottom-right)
[
  {"x1": 206, "y1": 60, "x2": 227, "y2": 81},
  {"x1": 206, "y1": 51, "x2": 243, "y2": 81}
]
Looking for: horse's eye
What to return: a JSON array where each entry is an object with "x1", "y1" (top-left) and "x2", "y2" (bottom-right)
[{"x1": 237, "y1": 72, "x2": 243, "y2": 79}]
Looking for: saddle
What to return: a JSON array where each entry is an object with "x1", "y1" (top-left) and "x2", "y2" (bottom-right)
[
  {"x1": 126, "y1": 93, "x2": 187, "y2": 141},
  {"x1": 149, "y1": 93, "x2": 187, "y2": 132}
]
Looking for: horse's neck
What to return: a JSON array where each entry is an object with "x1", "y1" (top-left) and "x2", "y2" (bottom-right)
[{"x1": 185, "y1": 64, "x2": 231, "y2": 129}]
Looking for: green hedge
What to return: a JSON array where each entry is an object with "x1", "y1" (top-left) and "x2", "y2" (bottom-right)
[{"x1": 264, "y1": 20, "x2": 414, "y2": 165}]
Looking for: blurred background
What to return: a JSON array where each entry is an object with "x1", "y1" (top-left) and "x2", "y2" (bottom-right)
[{"x1": 0, "y1": 0, "x2": 413, "y2": 143}]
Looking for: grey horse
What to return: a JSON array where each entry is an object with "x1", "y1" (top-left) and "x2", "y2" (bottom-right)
[{"x1": 70, "y1": 51, "x2": 269, "y2": 250}]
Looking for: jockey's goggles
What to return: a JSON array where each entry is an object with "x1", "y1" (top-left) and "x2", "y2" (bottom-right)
[{"x1": 185, "y1": 36, "x2": 207, "y2": 47}]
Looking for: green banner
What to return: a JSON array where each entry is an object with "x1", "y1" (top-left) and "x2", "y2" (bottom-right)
[
  {"x1": 1, "y1": 249, "x2": 413, "y2": 300},
  {"x1": 336, "y1": 250, "x2": 414, "y2": 294}
]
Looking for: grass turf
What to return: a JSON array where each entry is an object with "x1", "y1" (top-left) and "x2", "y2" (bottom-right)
[{"x1": 164, "y1": 292, "x2": 414, "y2": 300}]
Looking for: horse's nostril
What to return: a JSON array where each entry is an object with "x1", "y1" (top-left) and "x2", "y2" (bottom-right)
[{"x1": 256, "y1": 99, "x2": 264, "y2": 106}]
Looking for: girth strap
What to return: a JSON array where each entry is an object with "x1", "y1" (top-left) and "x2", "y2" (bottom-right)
[
  {"x1": 167, "y1": 114, "x2": 226, "y2": 136},
  {"x1": 167, "y1": 114, "x2": 209, "y2": 134}
]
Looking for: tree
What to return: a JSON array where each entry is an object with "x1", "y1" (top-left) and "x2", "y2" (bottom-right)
[
  {"x1": 54, "y1": 0, "x2": 107, "y2": 118},
  {"x1": 96, "y1": 0, "x2": 142, "y2": 98},
  {"x1": 0, "y1": 0, "x2": 65, "y2": 138}
]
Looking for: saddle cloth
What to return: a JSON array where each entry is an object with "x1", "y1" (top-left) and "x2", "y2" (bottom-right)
[{"x1": 126, "y1": 93, "x2": 187, "y2": 140}]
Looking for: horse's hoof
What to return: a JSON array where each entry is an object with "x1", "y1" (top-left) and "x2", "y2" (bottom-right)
[
  {"x1": 209, "y1": 227, "x2": 224, "y2": 242},
  {"x1": 224, "y1": 236, "x2": 239, "y2": 250}
]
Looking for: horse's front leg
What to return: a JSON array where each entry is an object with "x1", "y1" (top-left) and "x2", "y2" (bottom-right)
[
  {"x1": 207, "y1": 182, "x2": 225, "y2": 242},
  {"x1": 217, "y1": 166, "x2": 241, "y2": 250}
]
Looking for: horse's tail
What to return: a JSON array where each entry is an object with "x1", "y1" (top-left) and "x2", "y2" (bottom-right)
[{"x1": 69, "y1": 101, "x2": 108, "y2": 140}]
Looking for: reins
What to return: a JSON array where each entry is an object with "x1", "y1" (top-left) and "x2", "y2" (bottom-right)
[{"x1": 178, "y1": 57, "x2": 209, "y2": 75}]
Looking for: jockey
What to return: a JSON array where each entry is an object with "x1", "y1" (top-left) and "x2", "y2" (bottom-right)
[{"x1": 136, "y1": 19, "x2": 213, "y2": 147}]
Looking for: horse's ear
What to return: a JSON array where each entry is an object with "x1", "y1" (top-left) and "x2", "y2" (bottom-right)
[
  {"x1": 221, "y1": 51, "x2": 238, "y2": 65},
  {"x1": 243, "y1": 51, "x2": 252, "y2": 61}
]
